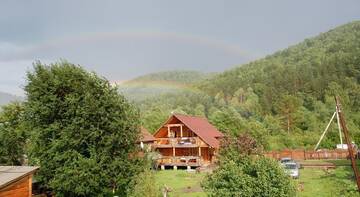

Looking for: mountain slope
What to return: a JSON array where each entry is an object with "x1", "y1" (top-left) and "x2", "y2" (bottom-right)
[
  {"x1": 118, "y1": 70, "x2": 211, "y2": 102},
  {"x1": 198, "y1": 21, "x2": 360, "y2": 111},
  {"x1": 0, "y1": 92, "x2": 23, "y2": 106}
]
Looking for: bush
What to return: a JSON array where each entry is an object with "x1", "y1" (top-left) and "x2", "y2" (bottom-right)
[
  {"x1": 128, "y1": 169, "x2": 161, "y2": 197},
  {"x1": 202, "y1": 134, "x2": 296, "y2": 197}
]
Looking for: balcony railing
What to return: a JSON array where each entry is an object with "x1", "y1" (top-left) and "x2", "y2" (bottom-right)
[
  {"x1": 157, "y1": 156, "x2": 202, "y2": 166},
  {"x1": 154, "y1": 137, "x2": 200, "y2": 148}
]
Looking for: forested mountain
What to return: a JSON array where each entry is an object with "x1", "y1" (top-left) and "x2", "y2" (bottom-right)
[
  {"x1": 0, "y1": 92, "x2": 22, "y2": 106},
  {"x1": 118, "y1": 70, "x2": 211, "y2": 102},
  {"x1": 139, "y1": 21, "x2": 360, "y2": 150},
  {"x1": 126, "y1": 70, "x2": 209, "y2": 84}
]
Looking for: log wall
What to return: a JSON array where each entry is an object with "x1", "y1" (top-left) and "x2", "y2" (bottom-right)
[{"x1": 0, "y1": 175, "x2": 32, "y2": 197}]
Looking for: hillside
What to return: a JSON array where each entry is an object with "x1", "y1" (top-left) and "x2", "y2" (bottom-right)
[
  {"x1": 125, "y1": 70, "x2": 209, "y2": 85},
  {"x1": 118, "y1": 70, "x2": 211, "y2": 102},
  {"x1": 140, "y1": 21, "x2": 360, "y2": 150},
  {"x1": 198, "y1": 21, "x2": 360, "y2": 107},
  {"x1": 0, "y1": 92, "x2": 22, "y2": 106}
]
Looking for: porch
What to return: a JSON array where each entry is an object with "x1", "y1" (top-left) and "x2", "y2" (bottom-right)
[{"x1": 157, "y1": 156, "x2": 203, "y2": 167}]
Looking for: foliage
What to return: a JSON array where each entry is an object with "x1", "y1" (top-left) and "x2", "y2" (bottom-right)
[
  {"x1": 129, "y1": 169, "x2": 161, "y2": 197},
  {"x1": 202, "y1": 135, "x2": 296, "y2": 197},
  {"x1": 25, "y1": 62, "x2": 143, "y2": 197},
  {"x1": 0, "y1": 102, "x2": 27, "y2": 165}
]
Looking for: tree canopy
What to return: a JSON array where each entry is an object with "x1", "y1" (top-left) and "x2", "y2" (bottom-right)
[{"x1": 25, "y1": 62, "x2": 143, "y2": 196}]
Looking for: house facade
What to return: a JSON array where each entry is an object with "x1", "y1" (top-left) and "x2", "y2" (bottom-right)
[
  {"x1": 0, "y1": 166, "x2": 38, "y2": 197},
  {"x1": 153, "y1": 114, "x2": 223, "y2": 169}
]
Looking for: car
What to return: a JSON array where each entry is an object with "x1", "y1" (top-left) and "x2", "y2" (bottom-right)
[
  {"x1": 280, "y1": 157, "x2": 293, "y2": 164},
  {"x1": 284, "y1": 162, "x2": 299, "y2": 179}
]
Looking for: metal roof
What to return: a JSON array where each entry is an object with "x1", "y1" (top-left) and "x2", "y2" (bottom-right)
[
  {"x1": 173, "y1": 114, "x2": 223, "y2": 148},
  {"x1": 154, "y1": 114, "x2": 224, "y2": 148},
  {"x1": 0, "y1": 166, "x2": 39, "y2": 190}
]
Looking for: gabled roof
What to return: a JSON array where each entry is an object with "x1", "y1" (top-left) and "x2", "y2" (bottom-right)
[
  {"x1": 174, "y1": 114, "x2": 223, "y2": 148},
  {"x1": 0, "y1": 166, "x2": 39, "y2": 190},
  {"x1": 139, "y1": 127, "x2": 156, "y2": 142},
  {"x1": 154, "y1": 114, "x2": 223, "y2": 148}
]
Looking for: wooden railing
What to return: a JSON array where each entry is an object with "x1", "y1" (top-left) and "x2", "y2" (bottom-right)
[
  {"x1": 154, "y1": 137, "x2": 200, "y2": 147},
  {"x1": 157, "y1": 156, "x2": 202, "y2": 166},
  {"x1": 264, "y1": 149, "x2": 351, "y2": 160}
]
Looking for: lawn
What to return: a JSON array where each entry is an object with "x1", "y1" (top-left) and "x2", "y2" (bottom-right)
[
  {"x1": 296, "y1": 167, "x2": 359, "y2": 197},
  {"x1": 154, "y1": 160, "x2": 360, "y2": 197},
  {"x1": 155, "y1": 170, "x2": 207, "y2": 197}
]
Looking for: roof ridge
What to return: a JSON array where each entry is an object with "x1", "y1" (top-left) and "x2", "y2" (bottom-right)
[{"x1": 173, "y1": 113, "x2": 207, "y2": 119}]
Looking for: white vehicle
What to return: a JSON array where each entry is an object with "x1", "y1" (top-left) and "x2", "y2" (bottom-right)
[
  {"x1": 280, "y1": 157, "x2": 293, "y2": 164},
  {"x1": 284, "y1": 162, "x2": 299, "y2": 179},
  {"x1": 336, "y1": 142, "x2": 357, "y2": 150}
]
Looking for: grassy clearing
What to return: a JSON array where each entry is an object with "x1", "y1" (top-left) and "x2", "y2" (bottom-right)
[
  {"x1": 300, "y1": 159, "x2": 360, "y2": 166},
  {"x1": 155, "y1": 170, "x2": 206, "y2": 197},
  {"x1": 297, "y1": 159, "x2": 360, "y2": 197},
  {"x1": 154, "y1": 160, "x2": 360, "y2": 197},
  {"x1": 296, "y1": 167, "x2": 359, "y2": 197}
]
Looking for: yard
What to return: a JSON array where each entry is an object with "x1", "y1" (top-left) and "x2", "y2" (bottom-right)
[
  {"x1": 155, "y1": 170, "x2": 206, "y2": 197},
  {"x1": 154, "y1": 160, "x2": 360, "y2": 197}
]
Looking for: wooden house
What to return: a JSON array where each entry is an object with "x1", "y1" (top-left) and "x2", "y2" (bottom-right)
[
  {"x1": 153, "y1": 114, "x2": 223, "y2": 169},
  {"x1": 0, "y1": 166, "x2": 39, "y2": 197}
]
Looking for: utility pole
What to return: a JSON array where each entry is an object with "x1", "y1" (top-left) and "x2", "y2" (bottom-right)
[{"x1": 335, "y1": 96, "x2": 360, "y2": 192}]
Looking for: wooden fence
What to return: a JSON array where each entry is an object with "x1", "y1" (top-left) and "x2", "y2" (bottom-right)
[{"x1": 264, "y1": 149, "x2": 351, "y2": 160}]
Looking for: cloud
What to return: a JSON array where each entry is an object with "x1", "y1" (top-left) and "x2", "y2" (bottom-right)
[
  {"x1": 0, "y1": 59, "x2": 33, "y2": 96},
  {"x1": 0, "y1": 31, "x2": 256, "y2": 83}
]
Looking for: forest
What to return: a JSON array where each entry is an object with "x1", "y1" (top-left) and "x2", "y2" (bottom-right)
[{"x1": 126, "y1": 21, "x2": 360, "y2": 150}]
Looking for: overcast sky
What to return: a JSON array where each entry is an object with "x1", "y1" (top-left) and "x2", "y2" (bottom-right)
[{"x1": 1, "y1": 0, "x2": 360, "y2": 95}]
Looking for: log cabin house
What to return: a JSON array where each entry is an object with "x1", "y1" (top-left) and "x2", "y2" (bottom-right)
[
  {"x1": 0, "y1": 166, "x2": 38, "y2": 197},
  {"x1": 153, "y1": 114, "x2": 223, "y2": 169}
]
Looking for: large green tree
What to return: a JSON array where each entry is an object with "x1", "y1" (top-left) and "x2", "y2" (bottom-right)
[{"x1": 25, "y1": 62, "x2": 143, "y2": 197}]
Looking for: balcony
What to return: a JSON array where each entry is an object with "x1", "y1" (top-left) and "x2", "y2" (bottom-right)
[
  {"x1": 154, "y1": 137, "x2": 200, "y2": 148},
  {"x1": 157, "y1": 156, "x2": 202, "y2": 167}
]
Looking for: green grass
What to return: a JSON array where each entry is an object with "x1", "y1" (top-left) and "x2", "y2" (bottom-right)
[
  {"x1": 296, "y1": 167, "x2": 359, "y2": 197},
  {"x1": 300, "y1": 159, "x2": 360, "y2": 166},
  {"x1": 154, "y1": 160, "x2": 360, "y2": 197},
  {"x1": 155, "y1": 170, "x2": 207, "y2": 197},
  {"x1": 297, "y1": 160, "x2": 360, "y2": 197},
  {"x1": 327, "y1": 159, "x2": 360, "y2": 166}
]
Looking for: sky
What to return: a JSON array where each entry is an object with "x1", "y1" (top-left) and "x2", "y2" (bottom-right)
[{"x1": 1, "y1": 0, "x2": 360, "y2": 95}]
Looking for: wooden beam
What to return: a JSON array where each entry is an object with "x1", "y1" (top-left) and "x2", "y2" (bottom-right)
[
  {"x1": 167, "y1": 126, "x2": 170, "y2": 137},
  {"x1": 180, "y1": 125, "x2": 183, "y2": 138},
  {"x1": 336, "y1": 96, "x2": 360, "y2": 192},
  {"x1": 164, "y1": 123, "x2": 185, "y2": 127},
  {"x1": 198, "y1": 147, "x2": 201, "y2": 157},
  {"x1": 29, "y1": 175, "x2": 32, "y2": 197},
  {"x1": 173, "y1": 147, "x2": 175, "y2": 157}
]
